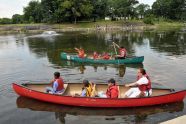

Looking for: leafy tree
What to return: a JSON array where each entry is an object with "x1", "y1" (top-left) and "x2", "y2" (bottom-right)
[
  {"x1": 91, "y1": 0, "x2": 108, "y2": 22},
  {"x1": 0, "y1": 18, "x2": 12, "y2": 24},
  {"x1": 152, "y1": 0, "x2": 185, "y2": 20},
  {"x1": 12, "y1": 14, "x2": 23, "y2": 24},
  {"x1": 24, "y1": 0, "x2": 43, "y2": 23},
  {"x1": 135, "y1": 3, "x2": 150, "y2": 19},
  {"x1": 59, "y1": 0, "x2": 93, "y2": 24}
]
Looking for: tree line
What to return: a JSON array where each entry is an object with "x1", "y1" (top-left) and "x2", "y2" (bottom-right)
[{"x1": 0, "y1": 0, "x2": 185, "y2": 24}]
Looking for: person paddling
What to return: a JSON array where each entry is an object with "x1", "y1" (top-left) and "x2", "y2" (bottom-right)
[
  {"x1": 46, "y1": 72, "x2": 65, "y2": 94},
  {"x1": 124, "y1": 68, "x2": 152, "y2": 98},
  {"x1": 75, "y1": 47, "x2": 85, "y2": 58},
  {"x1": 113, "y1": 42, "x2": 127, "y2": 59}
]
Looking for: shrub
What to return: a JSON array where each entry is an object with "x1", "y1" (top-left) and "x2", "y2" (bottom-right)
[{"x1": 143, "y1": 17, "x2": 154, "y2": 25}]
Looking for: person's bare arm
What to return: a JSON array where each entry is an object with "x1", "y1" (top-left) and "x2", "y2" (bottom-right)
[{"x1": 74, "y1": 47, "x2": 79, "y2": 51}]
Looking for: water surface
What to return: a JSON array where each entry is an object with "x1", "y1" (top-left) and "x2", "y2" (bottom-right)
[{"x1": 0, "y1": 30, "x2": 186, "y2": 123}]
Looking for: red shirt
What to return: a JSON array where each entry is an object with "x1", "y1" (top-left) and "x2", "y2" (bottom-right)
[{"x1": 106, "y1": 85, "x2": 119, "y2": 98}]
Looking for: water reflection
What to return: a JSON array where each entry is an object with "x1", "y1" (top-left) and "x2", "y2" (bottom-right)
[
  {"x1": 60, "y1": 60, "x2": 143, "y2": 78},
  {"x1": 16, "y1": 96, "x2": 184, "y2": 124}
]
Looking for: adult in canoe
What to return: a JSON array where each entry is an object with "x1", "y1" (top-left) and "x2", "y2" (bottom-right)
[
  {"x1": 98, "y1": 78, "x2": 119, "y2": 98},
  {"x1": 74, "y1": 47, "x2": 85, "y2": 58},
  {"x1": 46, "y1": 72, "x2": 65, "y2": 94},
  {"x1": 124, "y1": 68, "x2": 152, "y2": 98},
  {"x1": 113, "y1": 42, "x2": 127, "y2": 59}
]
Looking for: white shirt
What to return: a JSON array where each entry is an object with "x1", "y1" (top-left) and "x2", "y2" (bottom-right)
[{"x1": 136, "y1": 76, "x2": 148, "y2": 85}]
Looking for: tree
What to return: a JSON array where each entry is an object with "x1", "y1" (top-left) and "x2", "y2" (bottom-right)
[
  {"x1": 135, "y1": 4, "x2": 150, "y2": 19},
  {"x1": 108, "y1": 0, "x2": 139, "y2": 20},
  {"x1": 24, "y1": 0, "x2": 43, "y2": 23},
  {"x1": 59, "y1": 0, "x2": 93, "y2": 24},
  {"x1": 12, "y1": 14, "x2": 23, "y2": 24},
  {"x1": 91, "y1": 0, "x2": 108, "y2": 22},
  {"x1": 152, "y1": 0, "x2": 185, "y2": 20},
  {"x1": 0, "y1": 18, "x2": 12, "y2": 24}
]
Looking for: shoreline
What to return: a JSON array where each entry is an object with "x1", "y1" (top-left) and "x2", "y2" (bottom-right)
[{"x1": 0, "y1": 21, "x2": 184, "y2": 34}]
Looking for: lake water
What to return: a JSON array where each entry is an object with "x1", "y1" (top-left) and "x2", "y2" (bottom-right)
[{"x1": 0, "y1": 29, "x2": 186, "y2": 124}]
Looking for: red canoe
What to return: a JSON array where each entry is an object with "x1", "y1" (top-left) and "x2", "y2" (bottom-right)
[{"x1": 12, "y1": 83, "x2": 186, "y2": 108}]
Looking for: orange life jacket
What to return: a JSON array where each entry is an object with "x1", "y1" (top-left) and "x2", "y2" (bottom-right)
[
  {"x1": 78, "y1": 49, "x2": 85, "y2": 58},
  {"x1": 137, "y1": 74, "x2": 151, "y2": 92},
  {"x1": 119, "y1": 48, "x2": 127, "y2": 57},
  {"x1": 52, "y1": 78, "x2": 64, "y2": 91}
]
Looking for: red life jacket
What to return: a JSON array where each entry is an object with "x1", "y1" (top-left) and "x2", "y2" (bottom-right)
[
  {"x1": 93, "y1": 52, "x2": 99, "y2": 59},
  {"x1": 103, "y1": 53, "x2": 110, "y2": 60},
  {"x1": 119, "y1": 48, "x2": 127, "y2": 57},
  {"x1": 53, "y1": 78, "x2": 64, "y2": 91},
  {"x1": 106, "y1": 85, "x2": 118, "y2": 98},
  {"x1": 78, "y1": 49, "x2": 85, "y2": 58},
  {"x1": 137, "y1": 74, "x2": 151, "y2": 91}
]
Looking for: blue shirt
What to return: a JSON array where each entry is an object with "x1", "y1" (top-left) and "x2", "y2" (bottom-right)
[
  {"x1": 52, "y1": 81, "x2": 58, "y2": 93},
  {"x1": 81, "y1": 89, "x2": 86, "y2": 97}
]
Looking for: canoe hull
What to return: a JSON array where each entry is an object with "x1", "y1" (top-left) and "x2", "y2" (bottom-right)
[
  {"x1": 12, "y1": 83, "x2": 186, "y2": 108},
  {"x1": 61, "y1": 52, "x2": 144, "y2": 64}
]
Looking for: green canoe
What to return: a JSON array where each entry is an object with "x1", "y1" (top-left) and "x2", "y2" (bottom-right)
[{"x1": 61, "y1": 52, "x2": 144, "y2": 64}]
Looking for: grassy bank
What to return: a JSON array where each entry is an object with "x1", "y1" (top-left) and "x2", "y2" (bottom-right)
[{"x1": 0, "y1": 20, "x2": 184, "y2": 34}]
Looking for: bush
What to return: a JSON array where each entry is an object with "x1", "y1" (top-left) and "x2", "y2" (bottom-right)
[{"x1": 143, "y1": 17, "x2": 154, "y2": 25}]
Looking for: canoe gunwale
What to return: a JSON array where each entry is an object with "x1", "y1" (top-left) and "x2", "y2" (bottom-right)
[{"x1": 12, "y1": 83, "x2": 186, "y2": 100}]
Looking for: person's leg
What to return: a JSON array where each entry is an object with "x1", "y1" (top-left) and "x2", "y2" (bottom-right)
[
  {"x1": 98, "y1": 91, "x2": 107, "y2": 98},
  {"x1": 46, "y1": 87, "x2": 53, "y2": 93},
  {"x1": 124, "y1": 88, "x2": 139, "y2": 98}
]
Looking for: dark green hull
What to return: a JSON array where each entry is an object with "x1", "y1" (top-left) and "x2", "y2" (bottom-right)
[{"x1": 61, "y1": 52, "x2": 144, "y2": 64}]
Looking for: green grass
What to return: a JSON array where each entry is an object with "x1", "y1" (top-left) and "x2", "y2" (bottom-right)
[{"x1": 0, "y1": 20, "x2": 184, "y2": 34}]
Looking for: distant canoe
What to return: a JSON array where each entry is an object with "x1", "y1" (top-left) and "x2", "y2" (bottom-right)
[
  {"x1": 12, "y1": 83, "x2": 186, "y2": 108},
  {"x1": 61, "y1": 52, "x2": 144, "y2": 64}
]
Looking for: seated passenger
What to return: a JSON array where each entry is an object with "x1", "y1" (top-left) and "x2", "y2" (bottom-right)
[
  {"x1": 102, "y1": 52, "x2": 110, "y2": 60},
  {"x1": 124, "y1": 68, "x2": 152, "y2": 98},
  {"x1": 93, "y1": 51, "x2": 99, "y2": 59},
  {"x1": 46, "y1": 72, "x2": 65, "y2": 94},
  {"x1": 74, "y1": 47, "x2": 85, "y2": 58},
  {"x1": 81, "y1": 80, "x2": 95, "y2": 97},
  {"x1": 98, "y1": 78, "x2": 119, "y2": 98}
]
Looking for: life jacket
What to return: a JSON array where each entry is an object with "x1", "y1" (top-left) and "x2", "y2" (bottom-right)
[
  {"x1": 85, "y1": 84, "x2": 93, "y2": 97},
  {"x1": 137, "y1": 74, "x2": 151, "y2": 92},
  {"x1": 102, "y1": 53, "x2": 110, "y2": 60},
  {"x1": 106, "y1": 85, "x2": 118, "y2": 98},
  {"x1": 78, "y1": 49, "x2": 85, "y2": 58},
  {"x1": 52, "y1": 78, "x2": 64, "y2": 91},
  {"x1": 119, "y1": 48, "x2": 127, "y2": 57},
  {"x1": 93, "y1": 52, "x2": 99, "y2": 59}
]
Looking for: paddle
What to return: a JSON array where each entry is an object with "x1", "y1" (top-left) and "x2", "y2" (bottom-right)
[
  {"x1": 112, "y1": 42, "x2": 120, "y2": 65},
  {"x1": 112, "y1": 42, "x2": 118, "y2": 55}
]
